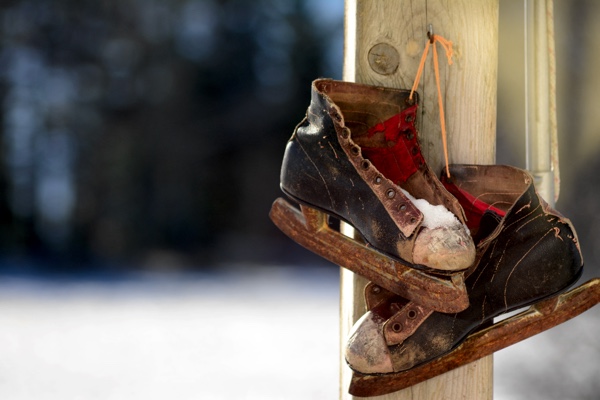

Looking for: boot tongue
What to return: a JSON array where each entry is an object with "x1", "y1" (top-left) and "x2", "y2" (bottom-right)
[
  {"x1": 441, "y1": 175, "x2": 506, "y2": 237},
  {"x1": 362, "y1": 106, "x2": 423, "y2": 185}
]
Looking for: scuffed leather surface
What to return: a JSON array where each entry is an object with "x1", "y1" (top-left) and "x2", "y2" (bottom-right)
[
  {"x1": 280, "y1": 79, "x2": 470, "y2": 266},
  {"x1": 382, "y1": 164, "x2": 584, "y2": 371}
]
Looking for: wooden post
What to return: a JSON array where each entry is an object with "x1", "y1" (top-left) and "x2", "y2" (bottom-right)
[{"x1": 340, "y1": 1, "x2": 499, "y2": 399}]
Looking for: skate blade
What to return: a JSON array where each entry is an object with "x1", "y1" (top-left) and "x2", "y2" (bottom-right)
[
  {"x1": 349, "y1": 278, "x2": 600, "y2": 397},
  {"x1": 269, "y1": 197, "x2": 469, "y2": 313}
]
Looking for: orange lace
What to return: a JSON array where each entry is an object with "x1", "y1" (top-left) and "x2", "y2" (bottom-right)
[{"x1": 409, "y1": 32, "x2": 454, "y2": 178}]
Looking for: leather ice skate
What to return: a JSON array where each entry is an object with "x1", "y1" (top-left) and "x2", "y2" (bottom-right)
[
  {"x1": 346, "y1": 164, "x2": 599, "y2": 397},
  {"x1": 270, "y1": 79, "x2": 475, "y2": 313}
]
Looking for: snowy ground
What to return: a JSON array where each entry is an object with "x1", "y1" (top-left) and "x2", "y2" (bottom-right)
[{"x1": 0, "y1": 266, "x2": 598, "y2": 400}]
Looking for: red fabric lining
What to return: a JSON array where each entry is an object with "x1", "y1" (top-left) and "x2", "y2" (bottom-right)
[
  {"x1": 361, "y1": 106, "x2": 505, "y2": 233},
  {"x1": 442, "y1": 178, "x2": 506, "y2": 232},
  {"x1": 362, "y1": 105, "x2": 423, "y2": 185}
]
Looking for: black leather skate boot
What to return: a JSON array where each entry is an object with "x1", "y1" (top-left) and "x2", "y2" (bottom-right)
[
  {"x1": 345, "y1": 164, "x2": 583, "y2": 382},
  {"x1": 271, "y1": 79, "x2": 476, "y2": 312}
]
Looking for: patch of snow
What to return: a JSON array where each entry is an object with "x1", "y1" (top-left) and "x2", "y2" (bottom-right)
[{"x1": 401, "y1": 189, "x2": 462, "y2": 229}]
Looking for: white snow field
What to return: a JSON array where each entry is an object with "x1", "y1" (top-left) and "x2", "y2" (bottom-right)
[{"x1": 0, "y1": 266, "x2": 597, "y2": 400}]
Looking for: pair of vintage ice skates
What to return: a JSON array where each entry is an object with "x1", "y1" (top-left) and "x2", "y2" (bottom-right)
[{"x1": 270, "y1": 79, "x2": 599, "y2": 396}]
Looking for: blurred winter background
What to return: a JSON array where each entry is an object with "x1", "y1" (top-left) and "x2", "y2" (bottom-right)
[{"x1": 0, "y1": 0, "x2": 598, "y2": 399}]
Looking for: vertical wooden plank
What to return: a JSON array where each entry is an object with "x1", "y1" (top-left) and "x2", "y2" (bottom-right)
[
  {"x1": 525, "y1": 0, "x2": 558, "y2": 205},
  {"x1": 340, "y1": 1, "x2": 498, "y2": 399}
]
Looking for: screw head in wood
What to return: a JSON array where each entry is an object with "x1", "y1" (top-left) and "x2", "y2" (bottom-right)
[{"x1": 368, "y1": 43, "x2": 399, "y2": 75}]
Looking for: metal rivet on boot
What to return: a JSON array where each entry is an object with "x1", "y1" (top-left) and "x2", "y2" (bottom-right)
[
  {"x1": 341, "y1": 128, "x2": 350, "y2": 139},
  {"x1": 407, "y1": 309, "x2": 418, "y2": 319},
  {"x1": 391, "y1": 322, "x2": 403, "y2": 332},
  {"x1": 375, "y1": 176, "x2": 383, "y2": 184},
  {"x1": 399, "y1": 203, "x2": 407, "y2": 211},
  {"x1": 372, "y1": 285, "x2": 381, "y2": 294},
  {"x1": 351, "y1": 146, "x2": 360, "y2": 155},
  {"x1": 361, "y1": 160, "x2": 370, "y2": 170},
  {"x1": 386, "y1": 189, "x2": 395, "y2": 199}
]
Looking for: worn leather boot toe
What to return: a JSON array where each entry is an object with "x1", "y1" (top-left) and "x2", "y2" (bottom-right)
[{"x1": 345, "y1": 312, "x2": 394, "y2": 374}]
